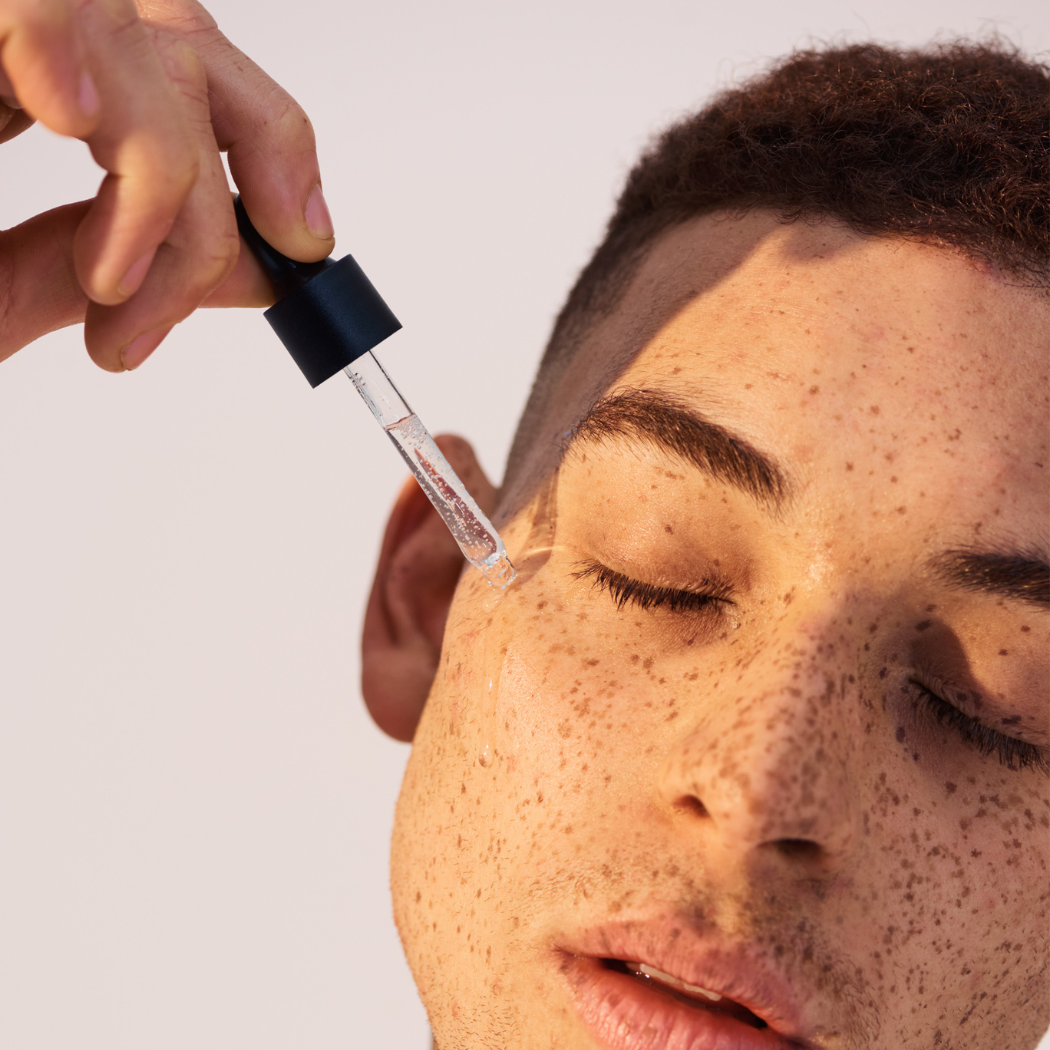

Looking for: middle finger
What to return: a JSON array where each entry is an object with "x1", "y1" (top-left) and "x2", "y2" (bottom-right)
[
  {"x1": 72, "y1": 0, "x2": 199, "y2": 306},
  {"x1": 84, "y1": 26, "x2": 239, "y2": 369}
]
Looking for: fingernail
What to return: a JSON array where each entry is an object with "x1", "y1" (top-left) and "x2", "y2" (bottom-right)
[
  {"x1": 121, "y1": 325, "x2": 172, "y2": 371},
  {"x1": 304, "y1": 184, "x2": 334, "y2": 240},
  {"x1": 78, "y1": 71, "x2": 99, "y2": 117},
  {"x1": 118, "y1": 248, "x2": 156, "y2": 298}
]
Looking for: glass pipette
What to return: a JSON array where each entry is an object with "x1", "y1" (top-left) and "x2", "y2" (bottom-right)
[
  {"x1": 345, "y1": 351, "x2": 515, "y2": 588},
  {"x1": 233, "y1": 196, "x2": 515, "y2": 589}
]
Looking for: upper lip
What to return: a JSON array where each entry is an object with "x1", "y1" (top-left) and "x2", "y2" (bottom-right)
[{"x1": 558, "y1": 915, "x2": 822, "y2": 1047}]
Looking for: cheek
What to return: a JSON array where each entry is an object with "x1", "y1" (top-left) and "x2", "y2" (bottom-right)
[
  {"x1": 417, "y1": 570, "x2": 673, "y2": 892},
  {"x1": 484, "y1": 592, "x2": 731, "y2": 859},
  {"x1": 391, "y1": 571, "x2": 617, "y2": 1014},
  {"x1": 843, "y1": 735, "x2": 1050, "y2": 1021}
]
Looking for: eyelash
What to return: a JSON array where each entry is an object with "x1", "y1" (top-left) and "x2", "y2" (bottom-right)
[
  {"x1": 573, "y1": 562, "x2": 735, "y2": 615},
  {"x1": 577, "y1": 563, "x2": 1046, "y2": 775},
  {"x1": 911, "y1": 678, "x2": 1049, "y2": 774}
]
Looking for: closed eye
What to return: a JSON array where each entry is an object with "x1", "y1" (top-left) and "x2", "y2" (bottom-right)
[
  {"x1": 573, "y1": 561, "x2": 735, "y2": 615},
  {"x1": 910, "y1": 677, "x2": 1049, "y2": 774}
]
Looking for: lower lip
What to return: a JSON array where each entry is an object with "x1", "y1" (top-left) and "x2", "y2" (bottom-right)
[{"x1": 559, "y1": 954, "x2": 802, "y2": 1050}]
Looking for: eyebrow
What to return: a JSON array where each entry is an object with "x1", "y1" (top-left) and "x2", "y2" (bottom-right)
[
  {"x1": 570, "y1": 391, "x2": 1049, "y2": 611},
  {"x1": 931, "y1": 549, "x2": 1050, "y2": 609},
  {"x1": 569, "y1": 388, "x2": 787, "y2": 509}
]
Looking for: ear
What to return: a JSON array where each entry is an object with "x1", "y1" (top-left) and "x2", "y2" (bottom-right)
[{"x1": 361, "y1": 434, "x2": 498, "y2": 741}]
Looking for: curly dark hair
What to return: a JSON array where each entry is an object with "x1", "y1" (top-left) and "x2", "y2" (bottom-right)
[{"x1": 506, "y1": 41, "x2": 1048, "y2": 479}]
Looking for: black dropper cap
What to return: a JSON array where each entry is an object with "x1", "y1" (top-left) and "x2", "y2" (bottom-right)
[{"x1": 234, "y1": 195, "x2": 402, "y2": 387}]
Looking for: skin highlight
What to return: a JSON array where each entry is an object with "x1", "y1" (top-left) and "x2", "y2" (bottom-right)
[{"x1": 374, "y1": 211, "x2": 1049, "y2": 1049}]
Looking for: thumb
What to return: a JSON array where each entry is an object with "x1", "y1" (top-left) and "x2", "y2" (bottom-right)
[{"x1": 0, "y1": 201, "x2": 89, "y2": 362}]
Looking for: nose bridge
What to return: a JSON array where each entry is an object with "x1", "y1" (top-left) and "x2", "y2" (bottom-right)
[{"x1": 658, "y1": 610, "x2": 860, "y2": 863}]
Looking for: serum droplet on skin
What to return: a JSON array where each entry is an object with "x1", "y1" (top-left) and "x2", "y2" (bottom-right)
[
  {"x1": 476, "y1": 642, "x2": 507, "y2": 769},
  {"x1": 478, "y1": 670, "x2": 498, "y2": 768}
]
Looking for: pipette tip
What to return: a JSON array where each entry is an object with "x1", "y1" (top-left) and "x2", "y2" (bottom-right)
[{"x1": 479, "y1": 553, "x2": 517, "y2": 590}]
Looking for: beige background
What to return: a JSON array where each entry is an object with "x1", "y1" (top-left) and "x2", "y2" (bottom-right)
[{"x1": 0, "y1": 0, "x2": 1046, "y2": 1046}]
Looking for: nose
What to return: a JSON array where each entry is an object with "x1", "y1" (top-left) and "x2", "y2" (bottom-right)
[{"x1": 656, "y1": 631, "x2": 860, "y2": 874}]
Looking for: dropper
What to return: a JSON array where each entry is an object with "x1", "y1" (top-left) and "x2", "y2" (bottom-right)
[{"x1": 234, "y1": 196, "x2": 515, "y2": 589}]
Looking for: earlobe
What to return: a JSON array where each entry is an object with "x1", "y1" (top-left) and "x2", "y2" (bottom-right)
[{"x1": 361, "y1": 434, "x2": 498, "y2": 741}]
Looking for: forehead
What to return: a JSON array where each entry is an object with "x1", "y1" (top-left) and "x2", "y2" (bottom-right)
[{"x1": 534, "y1": 212, "x2": 1048, "y2": 528}]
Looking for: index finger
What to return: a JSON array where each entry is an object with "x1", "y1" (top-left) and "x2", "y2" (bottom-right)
[{"x1": 136, "y1": 0, "x2": 335, "y2": 263}]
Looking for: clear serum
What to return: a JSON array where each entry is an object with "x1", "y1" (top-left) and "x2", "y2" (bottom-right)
[{"x1": 346, "y1": 351, "x2": 515, "y2": 588}]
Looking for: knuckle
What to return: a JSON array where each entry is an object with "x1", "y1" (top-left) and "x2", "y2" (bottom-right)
[
  {"x1": 135, "y1": 0, "x2": 218, "y2": 39},
  {"x1": 144, "y1": 31, "x2": 211, "y2": 127},
  {"x1": 197, "y1": 235, "x2": 239, "y2": 289},
  {"x1": 151, "y1": 29, "x2": 207, "y2": 92},
  {"x1": 106, "y1": 4, "x2": 151, "y2": 47},
  {"x1": 178, "y1": 225, "x2": 240, "y2": 302},
  {"x1": 174, "y1": 38, "x2": 206, "y2": 86}
]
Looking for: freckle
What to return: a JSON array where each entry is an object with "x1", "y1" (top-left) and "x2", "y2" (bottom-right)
[
  {"x1": 890, "y1": 475, "x2": 898, "y2": 483},
  {"x1": 1020, "y1": 625, "x2": 1030, "y2": 632},
  {"x1": 870, "y1": 405, "x2": 880, "y2": 415},
  {"x1": 879, "y1": 667, "x2": 887, "y2": 679},
  {"x1": 915, "y1": 620, "x2": 932, "y2": 632},
  {"x1": 896, "y1": 506, "x2": 907, "y2": 514},
  {"x1": 998, "y1": 649, "x2": 1008, "y2": 656},
  {"x1": 845, "y1": 462, "x2": 854, "y2": 471},
  {"x1": 664, "y1": 524, "x2": 674, "y2": 534},
  {"x1": 896, "y1": 726, "x2": 906, "y2": 742},
  {"x1": 809, "y1": 385, "x2": 819, "y2": 395},
  {"x1": 946, "y1": 782, "x2": 957, "y2": 794}
]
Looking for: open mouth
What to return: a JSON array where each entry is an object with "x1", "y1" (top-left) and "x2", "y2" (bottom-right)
[
  {"x1": 557, "y1": 930, "x2": 811, "y2": 1050},
  {"x1": 605, "y1": 958, "x2": 769, "y2": 1029}
]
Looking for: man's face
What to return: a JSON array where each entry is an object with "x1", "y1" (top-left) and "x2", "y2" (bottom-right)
[{"x1": 390, "y1": 212, "x2": 1049, "y2": 1049}]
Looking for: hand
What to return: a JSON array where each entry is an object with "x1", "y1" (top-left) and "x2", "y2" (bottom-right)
[{"x1": 0, "y1": 0, "x2": 335, "y2": 370}]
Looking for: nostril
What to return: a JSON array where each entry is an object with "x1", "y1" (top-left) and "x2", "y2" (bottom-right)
[
  {"x1": 674, "y1": 796, "x2": 710, "y2": 819},
  {"x1": 771, "y1": 838, "x2": 823, "y2": 861}
]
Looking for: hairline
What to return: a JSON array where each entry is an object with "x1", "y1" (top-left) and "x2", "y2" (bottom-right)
[{"x1": 502, "y1": 205, "x2": 1047, "y2": 500}]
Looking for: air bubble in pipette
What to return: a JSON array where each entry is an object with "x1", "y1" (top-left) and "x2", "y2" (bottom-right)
[{"x1": 345, "y1": 352, "x2": 516, "y2": 589}]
